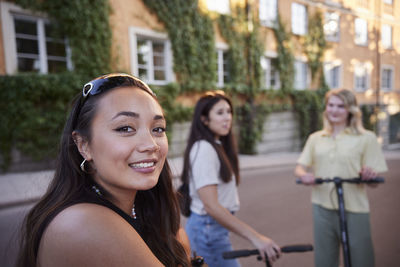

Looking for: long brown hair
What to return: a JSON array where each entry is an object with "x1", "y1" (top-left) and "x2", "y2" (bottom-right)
[
  {"x1": 16, "y1": 74, "x2": 190, "y2": 267},
  {"x1": 181, "y1": 90, "x2": 240, "y2": 187}
]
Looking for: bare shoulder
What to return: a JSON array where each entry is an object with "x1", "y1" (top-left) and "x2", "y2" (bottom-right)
[{"x1": 38, "y1": 203, "x2": 163, "y2": 267}]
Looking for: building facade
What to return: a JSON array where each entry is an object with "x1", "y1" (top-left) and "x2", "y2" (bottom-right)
[{"x1": 1, "y1": 0, "x2": 399, "y2": 148}]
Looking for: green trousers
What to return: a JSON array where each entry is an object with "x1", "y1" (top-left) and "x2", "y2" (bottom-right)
[{"x1": 312, "y1": 204, "x2": 375, "y2": 267}]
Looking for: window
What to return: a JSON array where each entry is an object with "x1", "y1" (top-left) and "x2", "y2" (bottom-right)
[
  {"x1": 354, "y1": 63, "x2": 369, "y2": 91},
  {"x1": 261, "y1": 57, "x2": 280, "y2": 89},
  {"x1": 381, "y1": 24, "x2": 392, "y2": 49},
  {"x1": 217, "y1": 49, "x2": 230, "y2": 87},
  {"x1": 1, "y1": 2, "x2": 71, "y2": 74},
  {"x1": 381, "y1": 66, "x2": 394, "y2": 91},
  {"x1": 383, "y1": 0, "x2": 393, "y2": 4},
  {"x1": 294, "y1": 60, "x2": 308, "y2": 90},
  {"x1": 354, "y1": 18, "x2": 368, "y2": 46},
  {"x1": 259, "y1": 0, "x2": 277, "y2": 27},
  {"x1": 291, "y1": 3, "x2": 307, "y2": 35},
  {"x1": 324, "y1": 62, "x2": 341, "y2": 89},
  {"x1": 207, "y1": 0, "x2": 230, "y2": 14},
  {"x1": 130, "y1": 27, "x2": 173, "y2": 85},
  {"x1": 324, "y1": 12, "x2": 340, "y2": 42}
]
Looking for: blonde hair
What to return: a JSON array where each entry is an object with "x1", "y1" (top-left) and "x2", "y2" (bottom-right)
[{"x1": 322, "y1": 88, "x2": 365, "y2": 134}]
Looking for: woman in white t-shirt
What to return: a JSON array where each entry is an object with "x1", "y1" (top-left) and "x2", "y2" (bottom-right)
[{"x1": 180, "y1": 91, "x2": 280, "y2": 267}]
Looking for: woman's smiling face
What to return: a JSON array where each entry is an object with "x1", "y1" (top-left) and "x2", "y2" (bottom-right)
[{"x1": 82, "y1": 86, "x2": 168, "y2": 197}]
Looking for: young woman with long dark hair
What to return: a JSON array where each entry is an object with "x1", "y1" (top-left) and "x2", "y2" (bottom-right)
[
  {"x1": 180, "y1": 91, "x2": 280, "y2": 267},
  {"x1": 16, "y1": 74, "x2": 190, "y2": 267}
]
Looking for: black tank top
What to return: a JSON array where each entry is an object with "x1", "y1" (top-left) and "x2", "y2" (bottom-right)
[{"x1": 35, "y1": 188, "x2": 143, "y2": 257}]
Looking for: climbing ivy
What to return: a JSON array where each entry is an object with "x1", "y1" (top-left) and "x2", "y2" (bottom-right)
[
  {"x1": 273, "y1": 15, "x2": 294, "y2": 93},
  {"x1": 217, "y1": 6, "x2": 266, "y2": 154},
  {"x1": 15, "y1": 0, "x2": 112, "y2": 77},
  {"x1": 304, "y1": 11, "x2": 328, "y2": 87},
  {"x1": 143, "y1": 0, "x2": 216, "y2": 91}
]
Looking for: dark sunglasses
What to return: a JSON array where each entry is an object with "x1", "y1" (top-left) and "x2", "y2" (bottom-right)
[{"x1": 82, "y1": 73, "x2": 156, "y2": 104}]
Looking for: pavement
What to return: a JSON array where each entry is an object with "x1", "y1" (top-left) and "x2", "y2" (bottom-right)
[{"x1": 1, "y1": 151, "x2": 399, "y2": 209}]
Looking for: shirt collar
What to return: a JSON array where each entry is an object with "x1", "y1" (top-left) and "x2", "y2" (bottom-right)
[{"x1": 321, "y1": 127, "x2": 354, "y2": 137}]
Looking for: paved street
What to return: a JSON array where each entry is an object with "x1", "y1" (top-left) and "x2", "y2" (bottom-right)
[
  {"x1": 0, "y1": 158, "x2": 399, "y2": 267},
  {"x1": 230, "y1": 160, "x2": 400, "y2": 267}
]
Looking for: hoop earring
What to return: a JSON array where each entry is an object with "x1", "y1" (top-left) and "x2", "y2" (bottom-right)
[{"x1": 80, "y1": 159, "x2": 87, "y2": 172}]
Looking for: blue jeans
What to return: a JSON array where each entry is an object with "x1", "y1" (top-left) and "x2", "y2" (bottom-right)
[{"x1": 185, "y1": 212, "x2": 241, "y2": 267}]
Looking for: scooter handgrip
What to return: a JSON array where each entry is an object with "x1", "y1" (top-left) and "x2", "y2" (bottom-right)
[
  {"x1": 281, "y1": 244, "x2": 314, "y2": 253},
  {"x1": 367, "y1": 177, "x2": 385, "y2": 183},
  {"x1": 222, "y1": 249, "x2": 258, "y2": 259}
]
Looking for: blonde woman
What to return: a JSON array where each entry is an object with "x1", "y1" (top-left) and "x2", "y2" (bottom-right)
[{"x1": 294, "y1": 89, "x2": 387, "y2": 267}]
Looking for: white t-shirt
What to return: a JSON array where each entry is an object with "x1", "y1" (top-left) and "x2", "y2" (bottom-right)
[{"x1": 189, "y1": 140, "x2": 240, "y2": 215}]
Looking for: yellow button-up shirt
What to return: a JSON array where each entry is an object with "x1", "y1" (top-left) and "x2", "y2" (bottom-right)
[{"x1": 297, "y1": 128, "x2": 388, "y2": 213}]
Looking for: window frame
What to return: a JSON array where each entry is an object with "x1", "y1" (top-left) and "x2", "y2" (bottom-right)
[
  {"x1": 324, "y1": 61, "x2": 342, "y2": 89},
  {"x1": 0, "y1": 2, "x2": 72, "y2": 74},
  {"x1": 291, "y1": 3, "x2": 307, "y2": 36},
  {"x1": 381, "y1": 24, "x2": 392, "y2": 49},
  {"x1": 129, "y1": 27, "x2": 173, "y2": 86},
  {"x1": 324, "y1": 12, "x2": 340, "y2": 42},
  {"x1": 381, "y1": 65, "x2": 394, "y2": 92},
  {"x1": 354, "y1": 17, "x2": 368, "y2": 46},
  {"x1": 294, "y1": 59, "x2": 309, "y2": 90},
  {"x1": 261, "y1": 55, "x2": 280, "y2": 90},
  {"x1": 216, "y1": 43, "x2": 230, "y2": 88},
  {"x1": 259, "y1": 0, "x2": 278, "y2": 28},
  {"x1": 353, "y1": 63, "x2": 370, "y2": 92},
  {"x1": 206, "y1": 0, "x2": 231, "y2": 14}
]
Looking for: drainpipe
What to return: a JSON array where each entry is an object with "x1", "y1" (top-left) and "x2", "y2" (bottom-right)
[{"x1": 375, "y1": 0, "x2": 381, "y2": 136}]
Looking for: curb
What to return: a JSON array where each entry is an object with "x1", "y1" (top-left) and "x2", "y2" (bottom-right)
[{"x1": 1, "y1": 151, "x2": 399, "y2": 209}]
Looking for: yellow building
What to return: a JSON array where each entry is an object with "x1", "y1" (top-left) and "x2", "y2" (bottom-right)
[{"x1": 0, "y1": 0, "x2": 399, "y2": 147}]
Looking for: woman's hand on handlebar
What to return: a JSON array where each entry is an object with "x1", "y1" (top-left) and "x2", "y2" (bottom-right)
[
  {"x1": 360, "y1": 166, "x2": 379, "y2": 188},
  {"x1": 299, "y1": 173, "x2": 315, "y2": 185},
  {"x1": 251, "y1": 234, "x2": 281, "y2": 264},
  {"x1": 295, "y1": 165, "x2": 315, "y2": 185}
]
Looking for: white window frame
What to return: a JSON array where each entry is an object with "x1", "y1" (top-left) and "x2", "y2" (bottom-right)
[
  {"x1": 381, "y1": 65, "x2": 394, "y2": 92},
  {"x1": 294, "y1": 59, "x2": 309, "y2": 90},
  {"x1": 381, "y1": 24, "x2": 392, "y2": 49},
  {"x1": 324, "y1": 12, "x2": 340, "y2": 42},
  {"x1": 216, "y1": 43, "x2": 229, "y2": 88},
  {"x1": 354, "y1": 18, "x2": 368, "y2": 46},
  {"x1": 261, "y1": 55, "x2": 280, "y2": 90},
  {"x1": 324, "y1": 61, "x2": 342, "y2": 89},
  {"x1": 354, "y1": 63, "x2": 370, "y2": 92},
  {"x1": 0, "y1": 2, "x2": 72, "y2": 74},
  {"x1": 291, "y1": 3, "x2": 307, "y2": 35},
  {"x1": 206, "y1": 0, "x2": 230, "y2": 14},
  {"x1": 129, "y1": 27, "x2": 173, "y2": 85},
  {"x1": 259, "y1": 0, "x2": 277, "y2": 28}
]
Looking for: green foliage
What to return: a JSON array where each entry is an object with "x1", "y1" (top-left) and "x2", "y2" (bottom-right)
[
  {"x1": 0, "y1": 73, "x2": 85, "y2": 171},
  {"x1": 217, "y1": 8, "x2": 264, "y2": 96},
  {"x1": 361, "y1": 104, "x2": 376, "y2": 132},
  {"x1": 304, "y1": 11, "x2": 328, "y2": 85},
  {"x1": 290, "y1": 89, "x2": 325, "y2": 144},
  {"x1": 16, "y1": 0, "x2": 112, "y2": 77},
  {"x1": 273, "y1": 15, "x2": 294, "y2": 93},
  {"x1": 236, "y1": 101, "x2": 268, "y2": 154},
  {"x1": 217, "y1": 7, "x2": 265, "y2": 153},
  {"x1": 217, "y1": 14, "x2": 247, "y2": 88},
  {"x1": 143, "y1": 0, "x2": 216, "y2": 91}
]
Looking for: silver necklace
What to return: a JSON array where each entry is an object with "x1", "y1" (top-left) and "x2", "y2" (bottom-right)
[{"x1": 91, "y1": 185, "x2": 137, "y2": 219}]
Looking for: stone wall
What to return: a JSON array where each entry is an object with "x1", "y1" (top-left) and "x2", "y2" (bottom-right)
[{"x1": 256, "y1": 111, "x2": 302, "y2": 154}]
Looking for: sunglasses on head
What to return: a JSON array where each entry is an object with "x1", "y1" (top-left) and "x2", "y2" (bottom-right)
[
  {"x1": 81, "y1": 73, "x2": 156, "y2": 104},
  {"x1": 203, "y1": 90, "x2": 226, "y2": 98}
]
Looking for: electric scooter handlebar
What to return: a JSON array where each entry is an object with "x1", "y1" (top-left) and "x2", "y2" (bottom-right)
[
  {"x1": 296, "y1": 177, "x2": 385, "y2": 185},
  {"x1": 222, "y1": 244, "x2": 314, "y2": 259}
]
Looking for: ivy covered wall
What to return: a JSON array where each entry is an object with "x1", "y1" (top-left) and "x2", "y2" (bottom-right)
[{"x1": 1, "y1": 0, "x2": 341, "y2": 171}]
